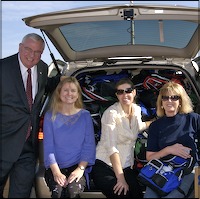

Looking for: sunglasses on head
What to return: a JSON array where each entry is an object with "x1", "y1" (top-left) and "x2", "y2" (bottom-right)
[
  {"x1": 161, "y1": 95, "x2": 180, "y2": 101},
  {"x1": 116, "y1": 88, "x2": 134, "y2": 95}
]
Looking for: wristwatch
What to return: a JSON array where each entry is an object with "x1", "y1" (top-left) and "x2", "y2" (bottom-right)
[{"x1": 78, "y1": 165, "x2": 85, "y2": 170}]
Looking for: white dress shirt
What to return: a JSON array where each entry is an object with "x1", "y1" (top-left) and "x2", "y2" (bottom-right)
[{"x1": 18, "y1": 54, "x2": 38, "y2": 101}]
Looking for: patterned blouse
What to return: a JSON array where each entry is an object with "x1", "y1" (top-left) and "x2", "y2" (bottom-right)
[{"x1": 43, "y1": 109, "x2": 96, "y2": 169}]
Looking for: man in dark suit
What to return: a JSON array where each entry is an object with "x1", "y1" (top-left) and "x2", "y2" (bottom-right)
[{"x1": 0, "y1": 33, "x2": 60, "y2": 198}]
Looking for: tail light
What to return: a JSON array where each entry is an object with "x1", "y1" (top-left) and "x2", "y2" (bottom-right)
[
  {"x1": 38, "y1": 116, "x2": 44, "y2": 140},
  {"x1": 38, "y1": 130, "x2": 44, "y2": 140}
]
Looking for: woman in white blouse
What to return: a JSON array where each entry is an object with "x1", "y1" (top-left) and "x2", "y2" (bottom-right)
[{"x1": 92, "y1": 78, "x2": 152, "y2": 198}]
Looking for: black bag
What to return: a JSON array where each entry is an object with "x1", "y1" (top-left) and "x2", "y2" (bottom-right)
[{"x1": 134, "y1": 131, "x2": 148, "y2": 170}]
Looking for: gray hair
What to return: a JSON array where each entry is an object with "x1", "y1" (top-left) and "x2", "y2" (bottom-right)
[{"x1": 22, "y1": 33, "x2": 45, "y2": 49}]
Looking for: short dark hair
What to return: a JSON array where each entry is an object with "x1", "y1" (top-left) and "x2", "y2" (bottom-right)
[{"x1": 115, "y1": 78, "x2": 135, "y2": 90}]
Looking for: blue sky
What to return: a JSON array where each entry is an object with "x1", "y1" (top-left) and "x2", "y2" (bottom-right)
[{"x1": 2, "y1": 1, "x2": 199, "y2": 65}]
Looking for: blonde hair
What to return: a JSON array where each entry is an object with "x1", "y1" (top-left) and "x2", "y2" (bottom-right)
[
  {"x1": 50, "y1": 76, "x2": 83, "y2": 119},
  {"x1": 156, "y1": 81, "x2": 193, "y2": 117}
]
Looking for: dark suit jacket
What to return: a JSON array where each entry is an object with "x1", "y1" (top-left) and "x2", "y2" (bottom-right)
[{"x1": 1, "y1": 53, "x2": 53, "y2": 162}]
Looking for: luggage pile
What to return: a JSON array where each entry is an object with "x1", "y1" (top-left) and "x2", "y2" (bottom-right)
[{"x1": 76, "y1": 68, "x2": 195, "y2": 151}]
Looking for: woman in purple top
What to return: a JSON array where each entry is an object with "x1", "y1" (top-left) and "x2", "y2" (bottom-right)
[
  {"x1": 144, "y1": 81, "x2": 200, "y2": 198},
  {"x1": 43, "y1": 76, "x2": 96, "y2": 198}
]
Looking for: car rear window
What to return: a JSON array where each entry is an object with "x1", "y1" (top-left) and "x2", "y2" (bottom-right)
[{"x1": 60, "y1": 20, "x2": 198, "y2": 51}]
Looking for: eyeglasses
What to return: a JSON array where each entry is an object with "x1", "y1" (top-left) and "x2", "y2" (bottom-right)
[
  {"x1": 22, "y1": 44, "x2": 42, "y2": 57},
  {"x1": 161, "y1": 95, "x2": 180, "y2": 101},
  {"x1": 116, "y1": 88, "x2": 134, "y2": 95}
]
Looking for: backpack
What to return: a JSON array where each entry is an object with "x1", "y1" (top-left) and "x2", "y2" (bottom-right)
[{"x1": 133, "y1": 131, "x2": 148, "y2": 170}]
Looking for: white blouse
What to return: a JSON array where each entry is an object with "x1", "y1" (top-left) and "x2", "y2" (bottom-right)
[{"x1": 96, "y1": 102, "x2": 147, "y2": 168}]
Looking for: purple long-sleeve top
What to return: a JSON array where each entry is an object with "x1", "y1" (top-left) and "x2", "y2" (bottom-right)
[{"x1": 43, "y1": 109, "x2": 96, "y2": 169}]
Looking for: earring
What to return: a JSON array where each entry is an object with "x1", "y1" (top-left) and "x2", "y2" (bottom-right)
[
  {"x1": 161, "y1": 106, "x2": 164, "y2": 109},
  {"x1": 179, "y1": 104, "x2": 181, "y2": 108}
]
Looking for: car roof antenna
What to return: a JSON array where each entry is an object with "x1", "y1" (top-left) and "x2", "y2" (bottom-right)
[{"x1": 40, "y1": 29, "x2": 61, "y2": 75}]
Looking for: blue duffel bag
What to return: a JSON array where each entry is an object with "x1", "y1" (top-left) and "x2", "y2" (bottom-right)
[{"x1": 138, "y1": 156, "x2": 194, "y2": 197}]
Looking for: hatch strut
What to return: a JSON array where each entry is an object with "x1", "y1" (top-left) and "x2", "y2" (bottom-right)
[
  {"x1": 40, "y1": 30, "x2": 61, "y2": 75},
  {"x1": 39, "y1": 30, "x2": 61, "y2": 117}
]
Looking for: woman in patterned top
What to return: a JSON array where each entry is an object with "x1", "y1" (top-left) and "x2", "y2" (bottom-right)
[{"x1": 43, "y1": 76, "x2": 96, "y2": 198}]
